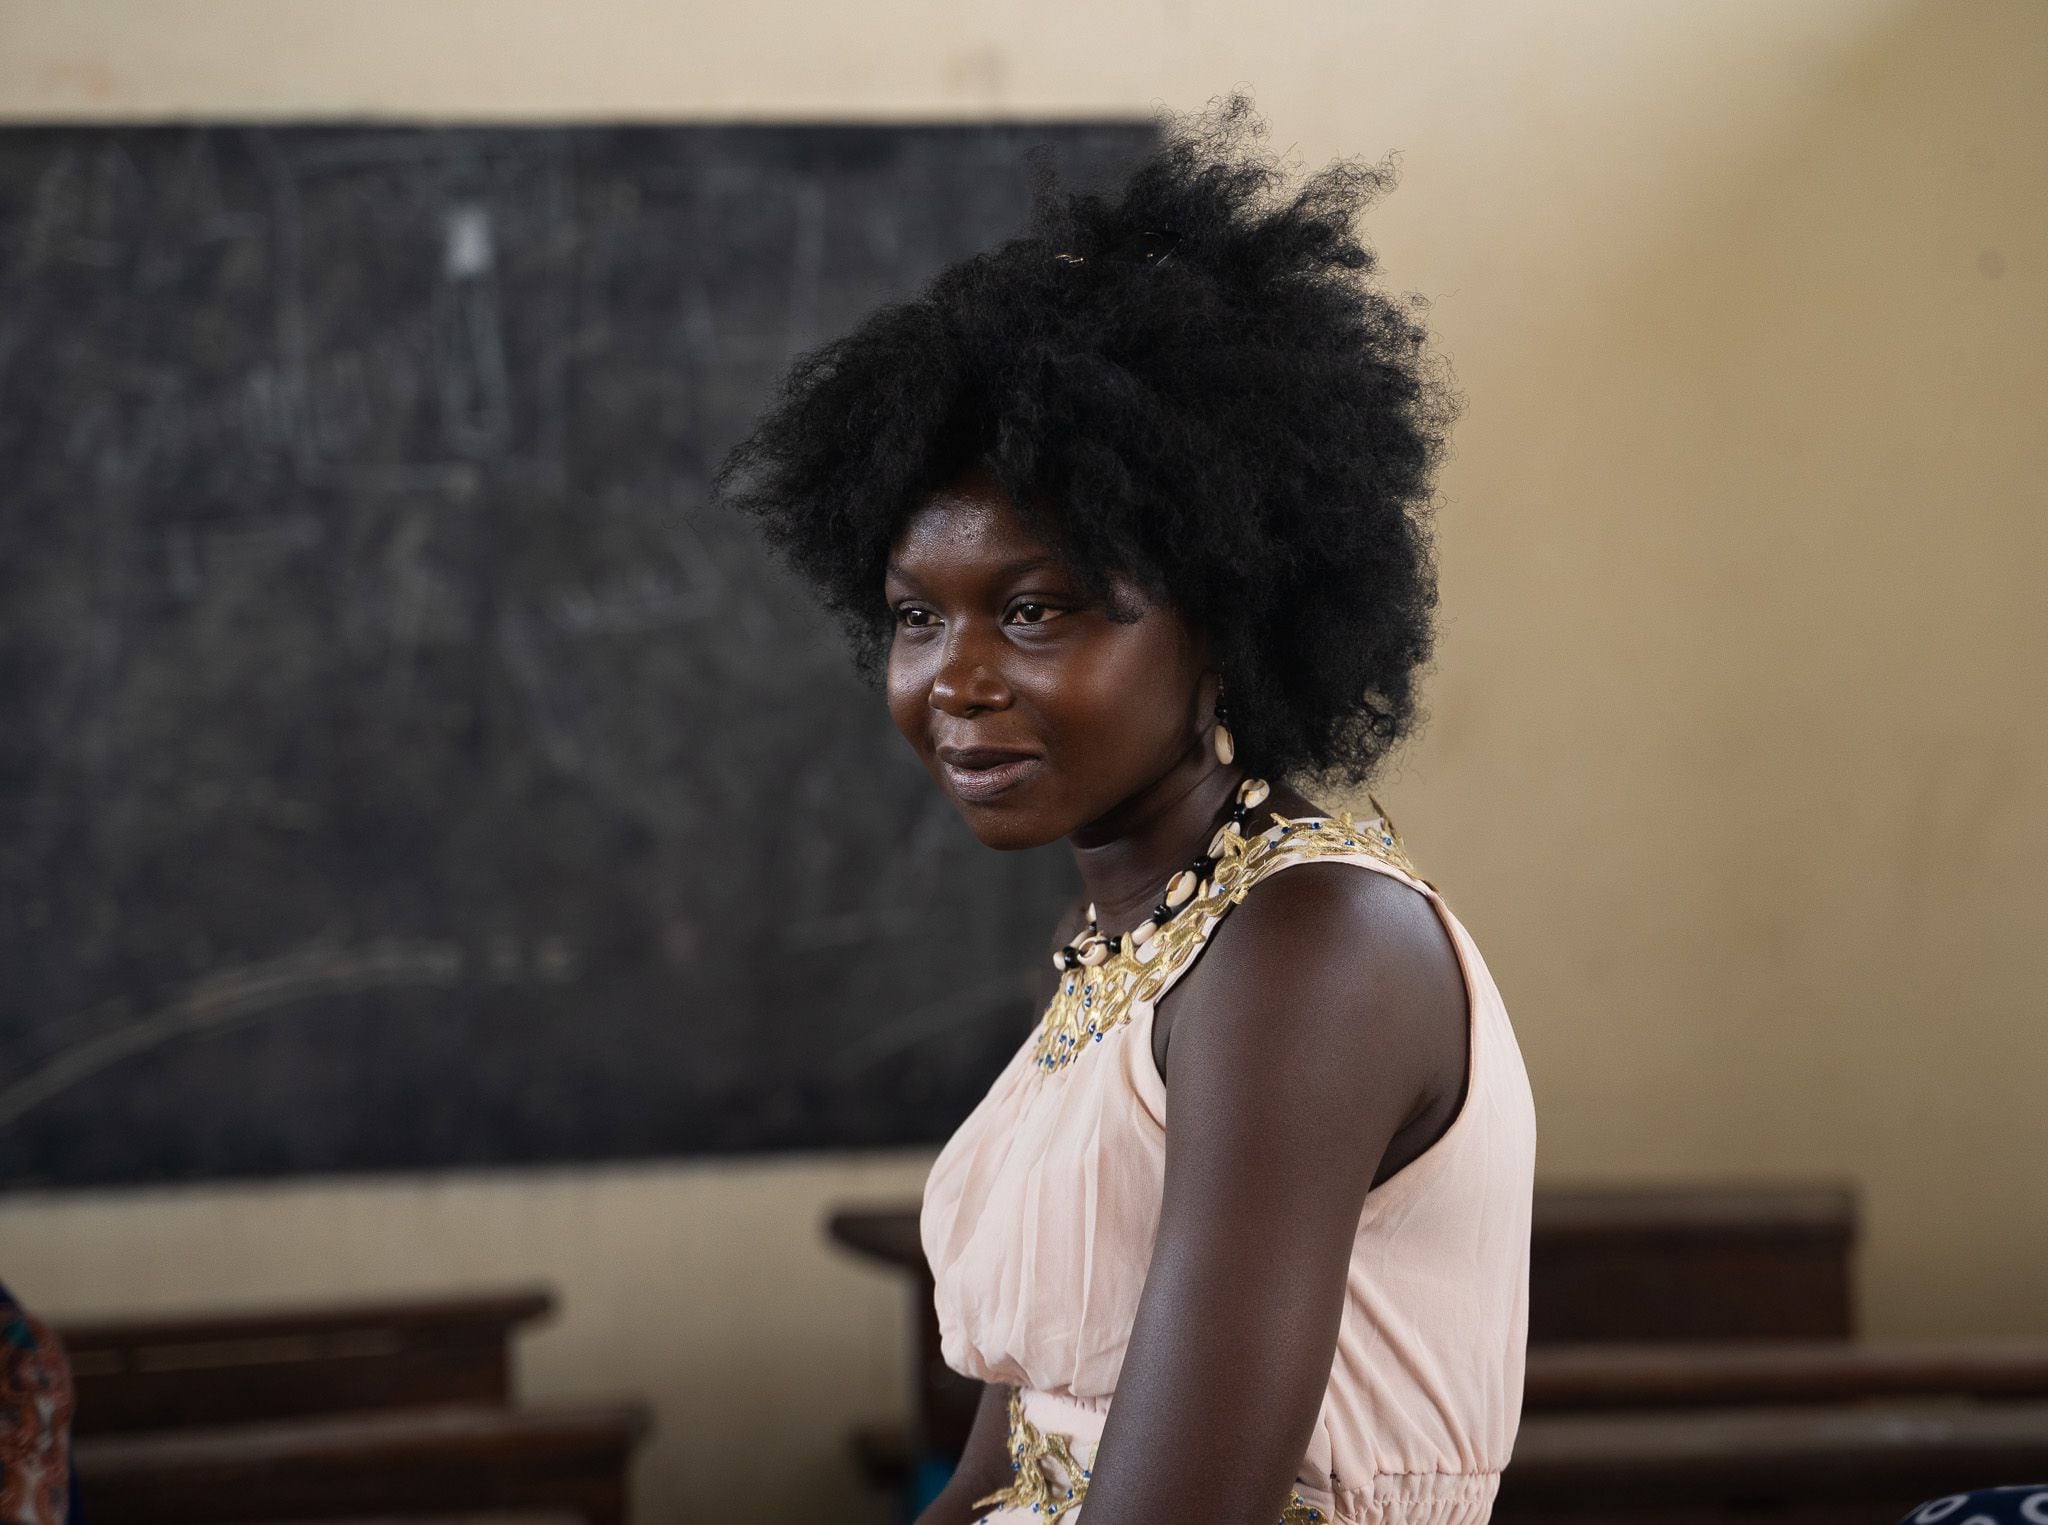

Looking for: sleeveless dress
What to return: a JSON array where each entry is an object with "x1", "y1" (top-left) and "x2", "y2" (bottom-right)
[{"x1": 919, "y1": 805, "x2": 1537, "y2": 1525}]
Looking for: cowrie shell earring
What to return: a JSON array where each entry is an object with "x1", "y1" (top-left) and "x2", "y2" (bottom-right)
[{"x1": 1212, "y1": 683, "x2": 1235, "y2": 765}]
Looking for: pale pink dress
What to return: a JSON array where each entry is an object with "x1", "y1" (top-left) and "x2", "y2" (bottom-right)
[{"x1": 919, "y1": 809, "x2": 1537, "y2": 1525}]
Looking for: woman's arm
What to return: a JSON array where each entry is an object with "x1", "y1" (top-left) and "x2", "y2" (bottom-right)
[
  {"x1": 914, "y1": 1380, "x2": 1018, "y2": 1525},
  {"x1": 1072, "y1": 863, "x2": 1468, "y2": 1525}
]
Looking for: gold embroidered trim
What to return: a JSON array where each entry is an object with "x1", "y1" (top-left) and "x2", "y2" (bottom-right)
[
  {"x1": 974, "y1": 1388, "x2": 1328, "y2": 1523},
  {"x1": 1282, "y1": 1492, "x2": 1329, "y2": 1525},
  {"x1": 1033, "y1": 796, "x2": 1424, "y2": 1073},
  {"x1": 973, "y1": 1388, "x2": 1091, "y2": 1521}
]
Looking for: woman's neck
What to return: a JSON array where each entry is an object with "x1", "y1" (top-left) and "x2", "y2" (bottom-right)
[{"x1": 1066, "y1": 750, "x2": 1247, "y2": 935}]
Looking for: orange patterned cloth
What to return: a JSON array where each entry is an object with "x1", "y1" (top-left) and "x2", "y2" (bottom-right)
[{"x1": 0, "y1": 1284, "x2": 74, "y2": 1525}]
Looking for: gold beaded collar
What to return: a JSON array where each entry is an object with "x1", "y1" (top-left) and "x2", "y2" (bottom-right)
[{"x1": 1033, "y1": 798, "x2": 1422, "y2": 1074}]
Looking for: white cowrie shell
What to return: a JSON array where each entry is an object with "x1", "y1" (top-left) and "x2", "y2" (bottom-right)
[
  {"x1": 1237, "y1": 777, "x2": 1269, "y2": 809},
  {"x1": 1078, "y1": 941, "x2": 1110, "y2": 966},
  {"x1": 1213, "y1": 725, "x2": 1235, "y2": 765},
  {"x1": 1129, "y1": 918, "x2": 1158, "y2": 949},
  {"x1": 1165, "y1": 869, "x2": 1199, "y2": 908}
]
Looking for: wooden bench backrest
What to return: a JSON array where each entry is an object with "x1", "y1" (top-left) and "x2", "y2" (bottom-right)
[
  {"x1": 1529, "y1": 1183, "x2": 1858, "y2": 1343},
  {"x1": 56, "y1": 1288, "x2": 556, "y2": 1435}
]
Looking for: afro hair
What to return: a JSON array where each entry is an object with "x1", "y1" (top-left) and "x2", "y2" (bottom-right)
[{"x1": 713, "y1": 91, "x2": 1460, "y2": 786}]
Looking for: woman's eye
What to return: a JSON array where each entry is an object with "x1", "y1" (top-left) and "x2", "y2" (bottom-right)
[
  {"x1": 1007, "y1": 600, "x2": 1060, "y2": 626},
  {"x1": 895, "y1": 606, "x2": 936, "y2": 629}
]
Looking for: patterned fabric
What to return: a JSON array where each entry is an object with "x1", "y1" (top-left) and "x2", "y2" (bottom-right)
[
  {"x1": 1899, "y1": 1487, "x2": 2048, "y2": 1524},
  {"x1": 0, "y1": 1283, "x2": 74, "y2": 1525}
]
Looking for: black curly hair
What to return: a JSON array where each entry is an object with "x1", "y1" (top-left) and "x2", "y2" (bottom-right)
[{"x1": 713, "y1": 92, "x2": 1459, "y2": 786}]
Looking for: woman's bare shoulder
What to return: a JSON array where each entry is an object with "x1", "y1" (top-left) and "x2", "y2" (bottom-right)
[{"x1": 1158, "y1": 858, "x2": 1467, "y2": 1128}]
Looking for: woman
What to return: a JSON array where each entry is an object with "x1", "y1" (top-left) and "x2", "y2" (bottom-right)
[{"x1": 718, "y1": 94, "x2": 1535, "y2": 1525}]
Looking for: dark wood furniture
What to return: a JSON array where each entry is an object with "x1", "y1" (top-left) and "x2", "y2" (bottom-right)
[
  {"x1": 1524, "y1": 1338, "x2": 2048, "y2": 1411},
  {"x1": 240, "y1": 1515, "x2": 584, "y2": 1525},
  {"x1": 830, "y1": 1204, "x2": 982, "y2": 1460},
  {"x1": 1498, "y1": 1400, "x2": 2048, "y2": 1523},
  {"x1": 57, "y1": 1288, "x2": 557, "y2": 1435},
  {"x1": 72, "y1": 1403, "x2": 648, "y2": 1525},
  {"x1": 54, "y1": 1288, "x2": 649, "y2": 1525},
  {"x1": 1530, "y1": 1184, "x2": 1857, "y2": 1343}
]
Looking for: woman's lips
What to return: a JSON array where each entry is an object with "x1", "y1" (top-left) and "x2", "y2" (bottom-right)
[{"x1": 940, "y1": 754, "x2": 1042, "y2": 803}]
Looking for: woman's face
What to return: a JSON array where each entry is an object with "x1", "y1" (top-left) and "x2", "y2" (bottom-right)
[{"x1": 884, "y1": 465, "x2": 1211, "y2": 850}]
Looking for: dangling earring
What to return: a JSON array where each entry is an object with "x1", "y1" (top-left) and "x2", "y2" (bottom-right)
[{"x1": 1212, "y1": 682, "x2": 1236, "y2": 765}]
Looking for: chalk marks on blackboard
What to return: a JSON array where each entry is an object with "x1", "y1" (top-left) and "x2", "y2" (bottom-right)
[
  {"x1": 0, "y1": 123, "x2": 1148, "y2": 1181},
  {"x1": 260, "y1": 131, "x2": 570, "y2": 487},
  {"x1": 549, "y1": 501, "x2": 726, "y2": 638},
  {"x1": 777, "y1": 788, "x2": 964, "y2": 953},
  {"x1": 824, "y1": 970, "x2": 1037, "y2": 1080},
  {"x1": 160, "y1": 514, "x2": 327, "y2": 603},
  {"x1": 17, "y1": 141, "x2": 138, "y2": 271},
  {"x1": 433, "y1": 201, "x2": 514, "y2": 460},
  {"x1": 0, "y1": 933, "x2": 467, "y2": 1132},
  {"x1": 783, "y1": 178, "x2": 827, "y2": 364}
]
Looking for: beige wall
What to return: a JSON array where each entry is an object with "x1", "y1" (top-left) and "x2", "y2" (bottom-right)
[{"x1": 2, "y1": 2, "x2": 2044, "y2": 1522}]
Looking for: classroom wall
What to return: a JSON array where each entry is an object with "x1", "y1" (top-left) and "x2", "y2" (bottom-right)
[{"x1": 3, "y1": 2, "x2": 2044, "y2": 1522}]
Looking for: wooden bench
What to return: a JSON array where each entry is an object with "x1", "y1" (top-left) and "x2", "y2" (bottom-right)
[
  {"x1": 56, "y1": 1288, "x2": 556, "y2": 1435},
  {"x1": 241, "y1": 1517, "x2": 584, "y2": 1525},
  {"x1": 1530, "y1": 1184, "x2": 1857, "y2": 1343},
  {"x1": 72, "y1": 1402, "x2": 649, "y2": 1525},
  {"x1": 1525, "y1": 1338, "x2": 2048, "y2": 1411},
  {"x1": 1497, "y1": 1400, "x2": 2048, "y2": 1523}
]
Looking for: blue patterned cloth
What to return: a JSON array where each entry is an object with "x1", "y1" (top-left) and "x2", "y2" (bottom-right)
[{"x1": 1899, "y1": 1486, "x2": 2048, "y2": 1524}]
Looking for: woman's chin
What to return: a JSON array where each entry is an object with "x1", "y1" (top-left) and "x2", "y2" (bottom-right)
[{"x1": 951, "y1": 799, "x2": 1068, "y2": 852}]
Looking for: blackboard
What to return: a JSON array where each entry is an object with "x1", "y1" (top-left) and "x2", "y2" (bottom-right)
[{"x1": 0, "y1": 122, "x2": 1154, "y2": 1188}]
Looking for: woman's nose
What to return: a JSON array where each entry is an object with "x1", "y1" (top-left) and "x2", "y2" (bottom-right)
[{"x1": 928, "y1": 623, "x2": 1012, "y2": 716}]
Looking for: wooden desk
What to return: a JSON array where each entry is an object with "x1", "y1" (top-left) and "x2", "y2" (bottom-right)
[
  {"x1": 56, "y1": 1288, "x2": 556, "y2": 1435},
  {"x1": 241, "y1": 1518, "x2": 584, "y2": 1525},
  {"x1": 1531, "y1": 1184, "x2": 1857, "y2": 1343},
  {"x1": 1499, "y1": 1400, "x2": 2048, "y2": 1523},
  {"x1": 73, "y1": 1402, "x2": 649, "y2": 1525},
  {"x1": 1525, "y1": 1339, "x2": 2048, "y2": 1411},
  {"x1": 830, "y1": 1207, "x2": 983, "y2": 1459}
]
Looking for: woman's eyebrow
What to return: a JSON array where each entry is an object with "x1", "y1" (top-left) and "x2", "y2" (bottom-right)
[{"x1": 884, "y1": 555, "x2": 1064, "y2": 591}]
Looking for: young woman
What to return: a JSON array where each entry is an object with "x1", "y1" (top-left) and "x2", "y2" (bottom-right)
[{"x1": 718, "y1": 93, "x2": 1536, "y2": 1525}]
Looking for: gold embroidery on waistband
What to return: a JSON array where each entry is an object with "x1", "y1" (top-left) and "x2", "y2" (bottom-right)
[
  {"x1": 1033, "y1": 802, "x2": 1427, "y2": 1075},
  {"x1": 974, "y1": 1388, "x2": 1091, "y2": 1521},
  {"x1": 1281, "y1": 1491, "x2": 1328, "y2": 1524},
  {"x1": 975, "y1": 1388, "x2": 1328, "y2": 1524}
]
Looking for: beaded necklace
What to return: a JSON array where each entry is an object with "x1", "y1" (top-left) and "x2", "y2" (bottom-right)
[
  {"x1": 1034, "y1": 790, "x2": 1421, "y2": 1074},
  {"x1": 1052, "y1": 773, "x2": 1273, "y2": 975}
]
